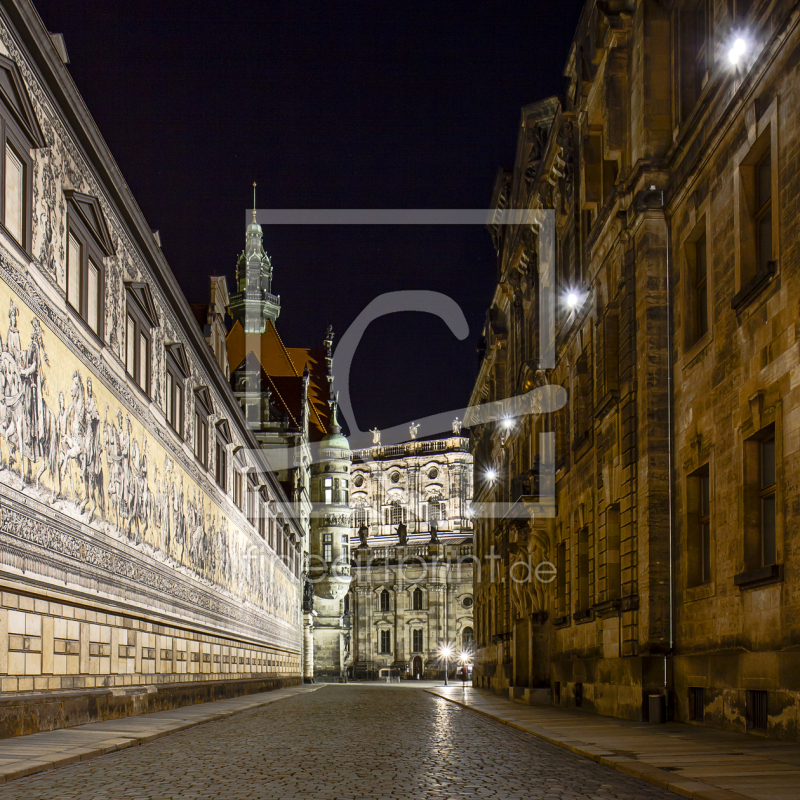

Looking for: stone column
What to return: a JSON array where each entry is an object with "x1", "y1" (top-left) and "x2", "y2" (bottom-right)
[{"x1": 303, "y1": 613, "x2": 314, "y2": 682}]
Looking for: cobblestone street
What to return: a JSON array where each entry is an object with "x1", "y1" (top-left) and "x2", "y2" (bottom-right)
[{"x1": 0, "y1": 686, "x2": 677, "y2": 800}]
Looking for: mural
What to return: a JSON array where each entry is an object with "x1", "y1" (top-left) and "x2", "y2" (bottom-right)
[{"x1": 0, "y1": 281, "x2": 296, "y2": 631}]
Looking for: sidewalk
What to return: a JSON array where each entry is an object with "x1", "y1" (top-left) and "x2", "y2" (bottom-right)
[
  {"x1": 428, "y1": 686, "x2": 800, "y2": 800},
  {"x1": 0, "y1": 683, "x2": 319, "y2": 785}
]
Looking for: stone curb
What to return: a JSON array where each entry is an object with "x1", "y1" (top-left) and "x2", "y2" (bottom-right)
[
  {"x1": 0, "y1": 685, "x2": 321, "y2": 785},
  {"x1": 426, "y1": 689, "x2": 753, "y2": 800}
]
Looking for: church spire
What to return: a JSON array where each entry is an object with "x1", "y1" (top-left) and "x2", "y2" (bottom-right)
[{"x1": 229, "y1": 182, "x2": 281, "y2": 333}]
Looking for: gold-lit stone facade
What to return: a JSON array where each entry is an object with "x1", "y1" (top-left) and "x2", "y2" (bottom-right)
[{"x1": 471, "y1": 0, "x2": 800, "y2": 740}]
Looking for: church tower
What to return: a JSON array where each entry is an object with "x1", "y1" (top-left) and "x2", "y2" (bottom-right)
[
  {"x1": 228, "y1": 184, "x2": 281, "y2": 333},
  {"x1": 308, "y1": 328, "x2": 353, "y2": 680}
]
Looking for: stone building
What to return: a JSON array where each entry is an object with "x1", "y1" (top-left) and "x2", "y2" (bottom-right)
[
  {"x1": 348, "y1": 432, "x2": 474, "y2": 679},
  {"x1": 0, "y1": 1, "x2": 303, "y2": 735},
  {"x1": 470, "y1": 0, "x2": 800, "y2": 740}
]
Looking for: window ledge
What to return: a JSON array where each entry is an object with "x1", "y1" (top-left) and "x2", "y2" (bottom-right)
[
  {"x1": 683, "y1": 329, "x2": 712, "y2": 369},
  {"x1": 572, "y1": 430, "x2": 592, "y2": 461},
  {"x1": 552, "y1": 614, "x2": 571, "y2": 628},
  {"x1": 684, "y1": 581, "x2": 716, "y2": 603},
  {"x1": 734, "y1": 563, "x2": 783, "y2": 590},
  {"x1": 530, "y1": 611, "x2": 548, "y2": 626},
  {"x1": 572, "y1": 609, "x2": 594, "y2": 624},
  {"x1": 594, "y1": 391, "x2": 619, "y2": 421},
  {"x1": 731, "y1": 261, "x2": 777, "y2": 312},
  {"x1": 0, "y1": 223, "x2": 32, "y2": 266},
  {"x1": 592, "y1": 598, "x2": 622, "y2": 618}
]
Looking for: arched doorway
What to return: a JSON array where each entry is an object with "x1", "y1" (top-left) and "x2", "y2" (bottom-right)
[{"x1": 412, "y1": 656, "x2": 423, "y2": 678}]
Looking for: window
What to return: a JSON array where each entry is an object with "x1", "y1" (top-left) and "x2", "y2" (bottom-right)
[
  {"x1": 323, "y1": 477, "x2": 333, "y2": 504},
  {"x1": 0, "y1": 55, "x2": 45, "y2": 252},
  {"x1": 165, "y1": 345, "x2": 189, "y2": 437},
  {"x1": 412, "y1": 629, "x2": 423, "y2": 653},
  {"x1": 215, "y1": 439, "x2": 227, "y2": 490},
  {"x1": 427, "y1": 496, "x2": 446, "y2": 522},
  {"x1": 412, "y1": 587, "x2": 423, "y2": 611},
  {"x1": 125, "y1": 284, "x2": 158, "y2": 396},
  {"x1": 379, "y1": 630, "x2": 391, "y2": 654},
  {"x1": 605, "y1": 505, "x2": 621, "y2": 600},
  {"x1": 343, "y1": 594, "x2": 350, "y2": 615},
  {"x1": 597, "y1": 307, "x2": 619, "y2": 398},
  {"x1": 572, "y1": 347, "x2": 592, "y2": 448},
  {"x1": 755, "y1": 151, "x2": 772, "y2": 275},
  {"x1": 380, "y1": 589, "x2": 390, "y2": 612},
  {"x1": 734, "y1": 115, "x2": 777, "y2": 304},
  {"x1": 462, "y1": 627, "x2": 474, "y2": 651},
  {"x1": 233, "y1": 469, "x2": 244, "y2": 510},
  {"x1": 577, "y1": 526, "x2": 590, "y2": 611},
  {"x1": 747, "y1": 690, "x2": 768, "y2": 730},
  {"x1": 689, "y1": 687, "x2": 705, "y2": 721},
  {"x1": 687, "y1": 465, "x2": 712, "y2": 586},
  {"x1": 323, "y1": 533, "x2": 332, "y2": 563},
  {"x1": 353, "y1": 504, "x2": 370, "y2": 528},
  {"x1": 193, "y1": 387, "x2": 212, "y2": 468},
  {"x1": 385, "y1": 501, "x2": 406, "y2": 525},
  {"x1": 759, "y1": 435, "x2": 776, "y2": 566},
  {"x1": 687, "y1": 231, "x2": 709, "y2": 344},
  {"x1": 341, "y1": 535, "x2": 349, "y2": 562},
  {"x1": 678, "y1": 0, "x2": 709, "y2": 121},
  {"x1": 65, "y1": 193, "x2": 114, "y2": 338},
  {"x1": 4, "y1": 144, "x2": 22, "y2": 244},
  {"x1": 557, "y1": 540, "x2": 568, "y2": 617},
  {"x1": 741, "y1": 425, "x2": 779, "y2": 574}
]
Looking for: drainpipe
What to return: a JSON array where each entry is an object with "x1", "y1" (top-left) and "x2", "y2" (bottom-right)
[{"x1": 658, "y1": 189, "x2": 675, "y2": 697}]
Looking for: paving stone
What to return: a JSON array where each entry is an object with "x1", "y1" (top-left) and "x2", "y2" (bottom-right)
[{"x1": 0, "y1": 685, "x2": 676, "y2": 799}]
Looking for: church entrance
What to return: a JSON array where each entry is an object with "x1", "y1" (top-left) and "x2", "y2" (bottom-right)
[{"x1": 412, "y1": 656, "x2": 423, "y2": 679}]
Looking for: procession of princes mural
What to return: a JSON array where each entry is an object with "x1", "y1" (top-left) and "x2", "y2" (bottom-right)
[{"x1": 0, "y1": 287, "x2": 294, "y2": 627}]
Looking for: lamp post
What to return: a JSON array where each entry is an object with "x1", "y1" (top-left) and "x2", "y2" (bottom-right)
[{"x1": 439, "y1": 643, "x2": 453, "y2": 686}]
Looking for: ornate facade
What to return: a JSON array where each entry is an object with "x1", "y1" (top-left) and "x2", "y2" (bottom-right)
[
  {"x1": 0, "y1": 0, "x2": 302, "y2": 735},
  {"x1": 471, "y1": 0, "x2": 800, "y2": 740},
  {"x1": 348, "y1": 434, "x2": 474, "y2": 679}
]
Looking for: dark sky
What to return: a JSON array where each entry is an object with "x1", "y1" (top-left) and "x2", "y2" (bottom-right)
[{"x1": 32, "y1": 0, "x2": 584, "y2": 437}]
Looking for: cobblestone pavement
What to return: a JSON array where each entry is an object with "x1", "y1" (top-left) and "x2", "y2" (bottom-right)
[{"x1": 0, "y1": 685, "x2": 678, "y2": 799}]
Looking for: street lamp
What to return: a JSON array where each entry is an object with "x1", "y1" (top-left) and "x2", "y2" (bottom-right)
[{"x1": 439, "y1": 643, "x2": 453, "y2": 686}]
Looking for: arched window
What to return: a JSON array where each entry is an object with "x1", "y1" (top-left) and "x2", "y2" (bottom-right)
[
  {"x1": 343, "y1": 593, "x2": 350, "y2": 614},
  {"x1": 427, "y1": 494, "x2": 446, "y2": 521},
  {"x1": 412, "y1": 587, "x2": 423, "y2": 611},
  {"x1": 462, "y1": 627, "x2": 474, "y2": 650},
  {"x1": 380, "y1": 589, "x2": 390, "y2": 612},
  {"x1": 353, "y1": 502, "x2": 370, "y2": 528},
  {"x1": 385, "y1": 500, "x2": 406, "y2": 525}
]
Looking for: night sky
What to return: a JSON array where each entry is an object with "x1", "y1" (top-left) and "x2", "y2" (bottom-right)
[{"x1": 31, "y1": 0, "x2": 584, "y2": 436}]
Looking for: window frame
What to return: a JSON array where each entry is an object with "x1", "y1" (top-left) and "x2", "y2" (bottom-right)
[
  {"x1": 193, "y1": 387, "x2": 212, "y2": 469},
  {"x1": 214, "y1": 420, "x2": 231, "y2": 491},
  {"x1": 65, "y1": 192, "x2": 114, "y2": 340},
  {"x1": 379, "y1": 629, "x2": 391, "y2": 654},
  {"x1": 732, "y1": 100, "x2": 779, "y2": 310},
  {"x1": 125, "y1": 284, "x2": 158, "y2": 397},
  {"x1": 380, "y1": 589, "x2": 390, "y2": 612},
  {"x1": 0, "y1": 95, "x2": 40, "y2": 254},
  {"x1": 165, "y1": 344, "x2": 189, "y2": 438},
  {"x1": 412, "y1": 587, "x2": 423, "y2": 611}
]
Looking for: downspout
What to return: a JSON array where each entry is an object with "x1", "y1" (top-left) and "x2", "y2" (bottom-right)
[{"x1": 659, "y1": 191, "x2": 675, "y2": 698}]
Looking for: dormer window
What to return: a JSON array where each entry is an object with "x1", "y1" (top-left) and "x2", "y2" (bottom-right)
[
  {"x1": 65, "y1": 191, "x2": 114, "y2": 339},
  {"x1": 0, "y1": 54, "x2": 45, "y2": 253},
  {"x1": 125, "y1": 283, "x2": 158, "y2": 397},
  {"x1": 215, "y1": 419, "x2": 231, "y2": 491},
  {"x1": 193, "y1": 386, "x2": 213, "y2": 468},
  {"x1": 165, "y1": 343, "x2": 190, "y2": 437}
]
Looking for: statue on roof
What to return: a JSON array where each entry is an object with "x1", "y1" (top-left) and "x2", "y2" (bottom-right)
[
  {"x1": 409, "y1": 422, "x2": 419, "y2": 440},
  {"x1": 357, "y1": 524, "x2": 369, "y2": 548},
  {"x1": 452, "y1": 417, "x2": 463, "y2": 435},
  {"x1": 396, "y1": 521, "x2": 408, "y2": 546},
  {"x1": 429, "y1": 519, "x2": 440, "y2": 544},
  {"x1": 370, "y1": 427, "x2": 381, "y2": 445}
]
